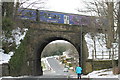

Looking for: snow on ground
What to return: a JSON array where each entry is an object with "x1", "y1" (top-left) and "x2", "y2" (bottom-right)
[
  {"x1": 42, "y1": 57, "x2": 119, "y2": 78},
  {"x1": 85, "y1": 33, "x2": 118, "y2": 60},
  {"x1": 0, "y1": 28, "x2": 119, "y2": 78},
  {"x1": 0, "y1": 76, "x2": 29, "y2": 80},
  {"x1": 71, "y1": 68, "x2": 119, "y2": 78},
  {"x1": 0, "y1": 57, "x2": 119, "y2": 79},
  {"x1": 12, "y1": 27, "x2": 28, "y2": 48},
  {"x1": 0, "y1": 49, "x2": 14, "y2": 64},
  {"x1": 1, "y1": 29, "x2": 118, "y2": 63},
  {"x1": 0, "y1": 27, "x2": 28, "y2": 64},
  {"x1": 41, "y1": 57, "x2": 51, "y2": 71},
  {"x1": 84, "y1": 68, "x2": 119, "y2": 78}
]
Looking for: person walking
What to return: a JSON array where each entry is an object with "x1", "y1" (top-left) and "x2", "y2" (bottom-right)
[{"x1": 75, "y1": 65, "x2": 82, "y2": 79}]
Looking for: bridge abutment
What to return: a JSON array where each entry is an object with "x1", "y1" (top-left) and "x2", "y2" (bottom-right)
[{"x1": 9, "y1": 22, "x2": 89, "y2": 76}]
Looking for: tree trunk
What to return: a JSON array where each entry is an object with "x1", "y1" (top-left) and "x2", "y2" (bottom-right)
[
  {"x1": 2, "y1": 2, "x2": 7, "y2": 17},
  {"x1": 93, "y1": 36, "x2": 97, "y2": 59},
  {"x1": 107, "y1": 2, "x2": 118, "y2": 74},
  {"x1": 106, "y1": 2, "x2": 114, "y2": 49}
]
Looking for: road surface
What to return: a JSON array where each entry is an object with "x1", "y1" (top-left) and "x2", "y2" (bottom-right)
[
  {"x1": 1, "y1": 57, "x2": 119, "y2": 80},
  {"x1": 46, "y1": 57, "x2": 70, "y2": 76},
  {"x1": 1, "y1": 77, "x2": 119, "y2": 80}
]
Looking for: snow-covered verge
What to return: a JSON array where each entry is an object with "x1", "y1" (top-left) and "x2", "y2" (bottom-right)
[
  {"x1": 41, "y1": 57, "x2": 52, "y2": 71},
  {"x1": 85, "y1": 33, "x2": 118, "y2": 60},
  {"x1": 0, "y1": 27, "x2": 28, "y2": 64},
  {"x1": 70, "y1": 68, "x2": 119, "y2": 79},
  {"x1": 42, "y1": 57, "x2": 120, "y2": 79},
  {"x1": 0, "y1": 57, "x2": 120, "y2": 79},
  {"x1": 85, "y1": 68, "x2": 119, "y2": 78},
  {"x1": 0, "y1": 76, "x2": 29, "y2": 80},
  {"x1": 0, "y1": 28, "x2": 119, "y2": 78},
  {"x1": 41, "y1": 56, "x2": 57, "y2": 73}
]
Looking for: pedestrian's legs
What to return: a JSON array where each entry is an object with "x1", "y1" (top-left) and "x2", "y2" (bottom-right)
[
  {"x1": 78, "y1": 73, "x2": 81, "y2": 79},
  {"x1": 77, "y1": 74, "x2": 79, "y2": 79},
  {"x1": 80, "y1": 74, "x2": 81, "y2": 79}
]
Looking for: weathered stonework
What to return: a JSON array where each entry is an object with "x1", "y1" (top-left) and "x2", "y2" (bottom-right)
[
  {"x1": 1, "y1": 63, "x2": 10, "y2": 76},
  {"x1": 23, "y1": 23, "x2": 88, "y2": 75},
  {"x1": 27, "y1": 22, "x2": 84, "y2": 76},
  {"x1": 3, "y1": 15, "x2": 111, "y2": 76},
  {"x1": 10, "y1": 21, "x2": 96, "y2": 76}
]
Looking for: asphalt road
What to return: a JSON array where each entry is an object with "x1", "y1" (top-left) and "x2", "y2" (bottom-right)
[
  {"x1": 1, "y1": 57, "x2": 119, "y2": 80},
  {"x1": 46, "y1": 57, "x2": 70, "y2": 76}
]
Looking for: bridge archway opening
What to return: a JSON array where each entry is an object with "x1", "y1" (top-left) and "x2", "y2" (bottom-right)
[{"x1": 39, "y1": 39, "x2": 80, "y2": 76}]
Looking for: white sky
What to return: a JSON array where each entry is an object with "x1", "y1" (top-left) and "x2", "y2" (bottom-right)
[
  {"x1": 50, "y1": 40, "x2": 70, "y2": 44},
  {"x1": 20, "y1": 0, "x2": 95, "y2": 15},
  {"x1": 45, "y1": 0, "x2": 85, "y2": 14},
  {"x1": 20, "y1": 0, "x2": 119, "y2": 15}
]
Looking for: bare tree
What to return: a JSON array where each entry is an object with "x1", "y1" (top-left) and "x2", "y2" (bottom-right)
[
  {"x1": 77, "y1": 0, "x2": 119, "y2": 74},
  {"x1": 14, "y1": 0, "x2": 47, "y2": 18}
]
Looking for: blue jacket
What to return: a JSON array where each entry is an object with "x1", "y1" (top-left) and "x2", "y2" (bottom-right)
[{"x1": 76, "y1": 66, "x2": 82, "y2": 74}]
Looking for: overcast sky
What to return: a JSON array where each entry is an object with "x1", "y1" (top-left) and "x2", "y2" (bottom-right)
[
  {"x1": 20, "y1": 0, "x2": 119, "y2": 15},
  {"x1": 45, "y1": 0, "x2": 85, "y2": 14},
  {"x1": 20, "y1": 0, "x2": 95, "y2": 15}
]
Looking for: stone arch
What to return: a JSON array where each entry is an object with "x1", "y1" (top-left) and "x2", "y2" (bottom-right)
[
  {"x1": 9, "y1": 22, "x2": 89, "y2": 76},
  {"x1": 33, "y1": 36, "x2": 81, "y2": 76}
]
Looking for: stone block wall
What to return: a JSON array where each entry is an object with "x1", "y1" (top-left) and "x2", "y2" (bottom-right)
[
  {"x1": 1, "y1": 63, "x2": 10, "y2": 76},
  {"x1": 85, "y1": 59, "x2": 118, "y2": 74}
]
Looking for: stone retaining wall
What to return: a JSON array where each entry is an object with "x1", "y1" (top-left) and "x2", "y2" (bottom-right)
[
  {"x1": 0, "y1": 63, "x2": 10, "y2": 76},
  {"x1": 85, "y1": 59, "x2": 118, "y2": 74}
]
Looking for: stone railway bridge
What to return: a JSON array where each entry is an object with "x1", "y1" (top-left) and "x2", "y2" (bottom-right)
[{"x1": 9, "y1": 20, "x2": 103, "y2": 76}]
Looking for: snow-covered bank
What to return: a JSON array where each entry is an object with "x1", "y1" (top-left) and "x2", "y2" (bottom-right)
[
  {"x1": 71, "y1": 68, "x2": 119, "y2": 79},
  {"x1": 85, "y1": 33, "x2": 118, "y2": 60},
  {"x1": 42, "y1": 57, "x2": 119, "y2": 78},
  {"x1": 0, "y1": 76, "x2": 29, "y2": 80},
  {"x1": 0, "y1": 27, "x2": 28, "y2": 64},
  {"x1": 86, "y1": 68, "x2": 119, "y2": 78},
  {"x1": 0, "y1": 49, "x2": 13, "y2": 64},
  {"x1": 12, "y1": 27, "x2": 28, "y2": 48}
]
